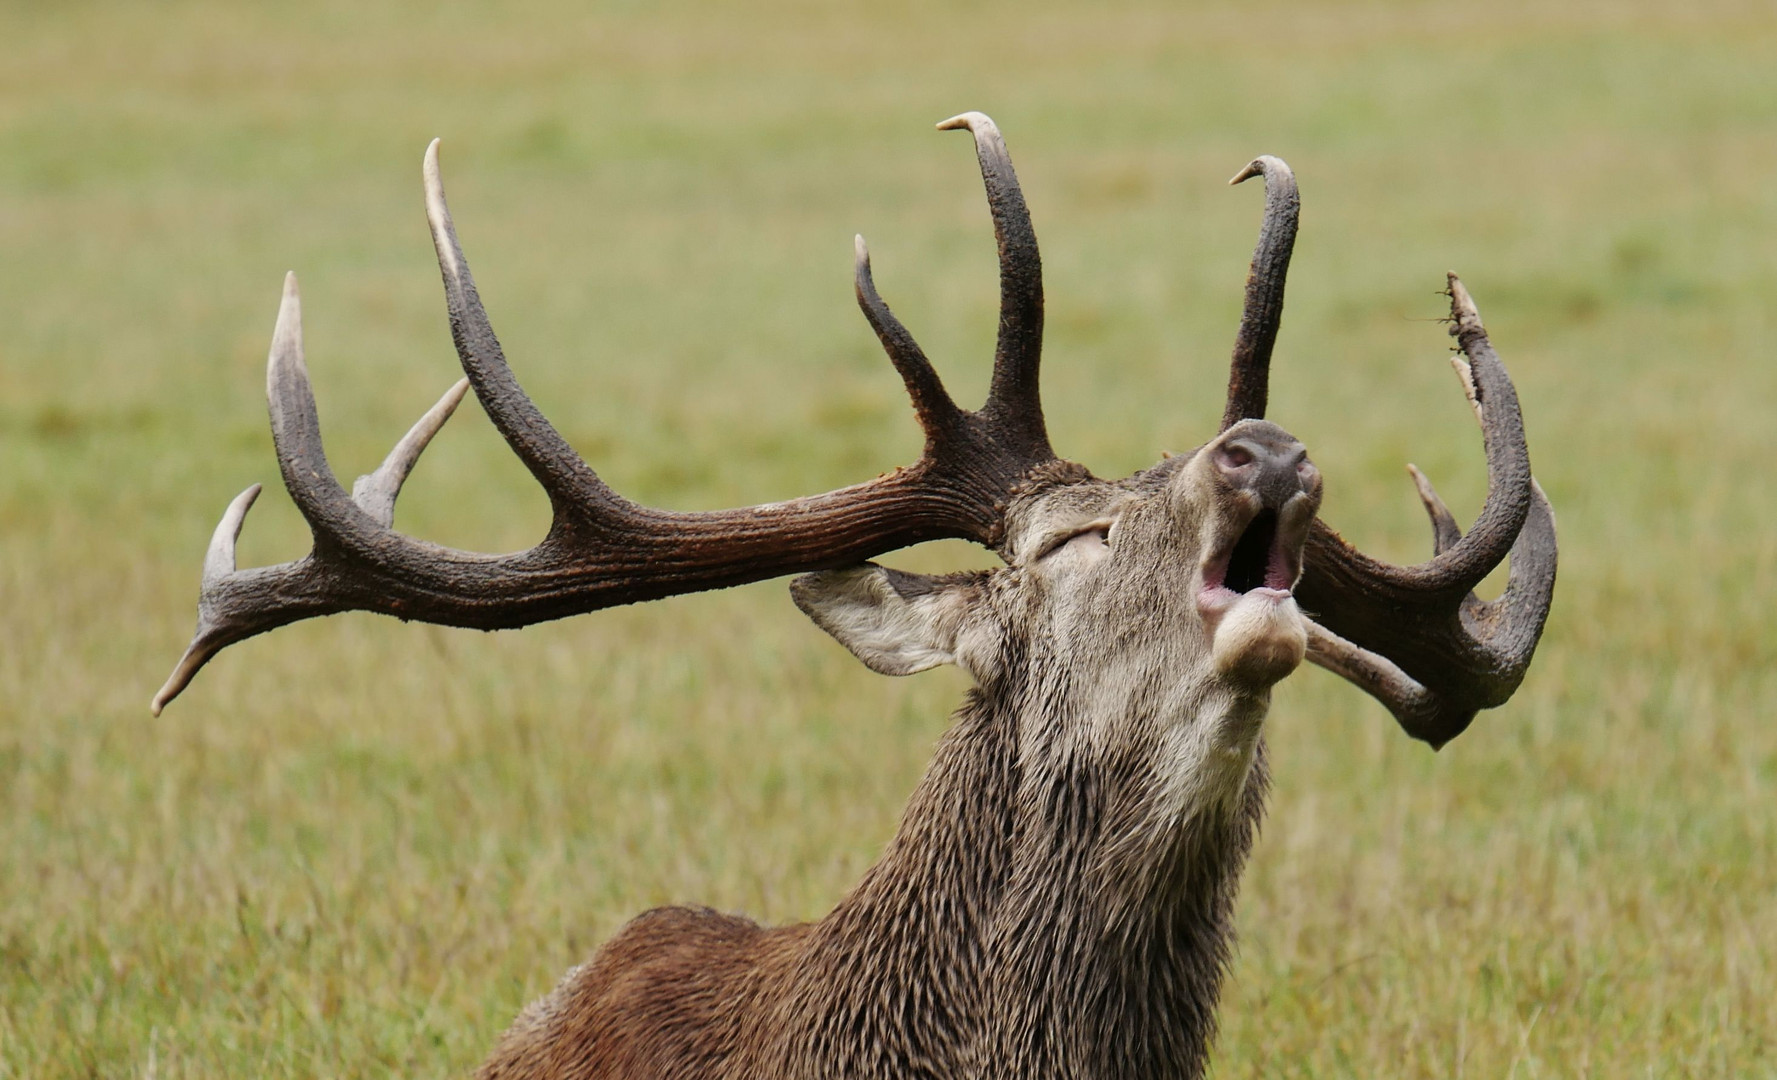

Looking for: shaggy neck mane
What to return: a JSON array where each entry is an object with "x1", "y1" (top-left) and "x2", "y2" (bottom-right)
[{"x1": 779, "y1": 677, "x2": 1270, "y2": 1080}]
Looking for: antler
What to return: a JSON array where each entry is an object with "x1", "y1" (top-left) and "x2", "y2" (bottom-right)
[
  {"x1": 1218, "y1": 163, "x2": 1553, "y2": 747},
  {"x1": 1293, "y1": 276, "x2": 1557, "y2": 748},
  {"x1": 1221, "y1": 155, "x2": 1299, "y2": 431},
  {"x1": 152, "y1": 114, "x2": 1055, "y2": 714}
]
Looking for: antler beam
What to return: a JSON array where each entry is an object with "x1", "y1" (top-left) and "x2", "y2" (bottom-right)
[
  {"x1": 153, "y1": 118, "x2": 1056, "y2": 714},
  {"x1": 1208, "y1": 157, "x2": 1553, "y2": 746},
  {"x1": 1296, "y1": 276, "x2": 1557, "y2": 747}
]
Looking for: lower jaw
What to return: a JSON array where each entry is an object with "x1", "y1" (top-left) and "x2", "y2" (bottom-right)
[
  {"x1": 1198, "y1": 585, "x2": 1293, "y2": 619},
  {"x1": 1207, "y1": 591, "x2": 1308, "y2": 686}
]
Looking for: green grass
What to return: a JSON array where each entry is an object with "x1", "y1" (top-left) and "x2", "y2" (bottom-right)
[{"x1": 3, "y1": 0, "x2": 1775, "y2": 1075}]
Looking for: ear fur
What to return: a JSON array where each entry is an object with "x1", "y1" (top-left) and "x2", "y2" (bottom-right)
[{"x1": 790, "y1": 565, "x2": 978, "y2": 676}]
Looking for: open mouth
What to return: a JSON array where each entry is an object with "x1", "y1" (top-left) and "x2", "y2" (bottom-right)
[
  {"x1": 1201, "y1": 508, "x2": 1300, "y2": 604},
  {"x1": 1225, "y1": 509, "x2": 1279, "y2": 593}
]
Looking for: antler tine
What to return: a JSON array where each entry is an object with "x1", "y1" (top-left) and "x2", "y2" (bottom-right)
[
  {"x1": 151, "y1": 485, "x2": 265, "y2": 715},
  {"x1": 1490, "y1": 478, "x2": 1558, "y2": 638},
  {"x1": 853, "y1": 234, "x2": 965, "y2": 448},
  {"x1": 1221, "y1": 155, "x2": 1299, "y2": 431},
  {"x1": 1305, "y1": 274, "x2": 1534, "y2": 603},
  {"x1": 1406, "y1": 464, "x2": 1463, "y2": 556},
  {"x1": 1304, "y1": 481, "x2": 1557, "y2": 747},
  {"x1": 264, "y1": 273, "x2": 474, "y2": 551},
  {"x1": 1296, "y1": 275, "x2": 1556, "y2": 747},
  {"x1": 1427, "y1": 274, "x2": 1536, "y2": 591},
  {"x1": 423, "y1": 140, "x2": 626, "y2": 526},
  {"x1": 352, "y1": 377, "x2": 472, "y2": 528},
  {"x1": 937, "y1": 112, "x2": 1050, "y2": 460},
  {"x1": 264, "y1": 271, "x2": 351, "y2": 528}
]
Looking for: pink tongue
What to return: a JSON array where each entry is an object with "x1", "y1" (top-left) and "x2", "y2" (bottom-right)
[{"x1": 1266, "y1": 542, "x2": 1291, "y2": 591}]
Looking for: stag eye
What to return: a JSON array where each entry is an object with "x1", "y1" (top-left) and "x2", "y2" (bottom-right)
[
  {"x1": 1062, "y1": 528, "x2": 1108, "y2": 555},
  {"x1": 1224, "y1": 510, "x2": 1277, "y2": 594},
  {"x1": 1035, "y1": 520, "x2": 1113, "y2": 562}
]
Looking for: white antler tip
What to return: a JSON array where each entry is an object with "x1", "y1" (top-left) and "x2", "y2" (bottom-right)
[
  {"x1": 1229, "y1": 155, "x2": 1292, "y2": 187},
  {"x1": 423, "y1": 139, "x2": 461, "y2": 277},
  {"x1": 936, "y1": 111, "x2": 993, "y2": 133},
  {"x1": 423, "y1": 140, "x2": 444, "y2": 196},
  {"x1": 233, "y1": 482, "x2": 265, "y2": 516},
  {"x1": 204, "y1": 483, "x2": 263, "y2": 581},
  {"x1": 271, "y1": 274, "x2": 303, "y2": 360},
  {"x1": 853, "y1": 233, "x2": 869, "y2": 261},
  {"x1": 151, "y1": 646, "x2": 208, "y2": 718}
]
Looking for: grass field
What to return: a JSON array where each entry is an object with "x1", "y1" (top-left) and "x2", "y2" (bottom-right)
[{"x1": 3, "y1": 0, "x2": 1775, "y2": 1075}]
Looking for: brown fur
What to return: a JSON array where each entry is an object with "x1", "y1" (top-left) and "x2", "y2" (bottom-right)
[{"x1": 477, "y1": 422, "x2": 1323, "y2": 1080}]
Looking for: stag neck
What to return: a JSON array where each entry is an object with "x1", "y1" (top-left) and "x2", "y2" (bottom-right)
[{"x1": 787, "y1": 689, "x2": 1267, "y2": 1079}]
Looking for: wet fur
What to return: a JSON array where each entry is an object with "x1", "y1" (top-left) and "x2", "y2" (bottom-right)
[{"x1": 479, "y1": 427, "x2": 1316, "y2": 1080}]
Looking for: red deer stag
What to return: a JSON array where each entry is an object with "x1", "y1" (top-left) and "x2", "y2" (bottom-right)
[{"x1": 154, "y1": 114, "x2": 1556, "y2": 1079}]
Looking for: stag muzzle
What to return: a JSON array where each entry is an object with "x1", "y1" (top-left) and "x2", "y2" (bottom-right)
[
  {"x1": 1213, "y1": 421, "x2": 1318, "y2": 513},
  {"x1": 1183, "y1": 422, "x2": 1322, "y2": 685},
  {"x1": 1190, "y1": 419, "x2": 1321, "y2": 605}
]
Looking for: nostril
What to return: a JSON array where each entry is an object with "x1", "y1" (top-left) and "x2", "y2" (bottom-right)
[{"x1": 1218, "y1": 445, "x2": 1254, "y2": 470}]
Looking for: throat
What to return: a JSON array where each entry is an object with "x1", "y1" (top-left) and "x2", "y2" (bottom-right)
[{"x1": 807, "y1": 693, "x2": 1271, "y2": 1078}]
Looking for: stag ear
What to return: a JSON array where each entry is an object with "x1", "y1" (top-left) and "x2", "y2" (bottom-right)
[{"x1": 791, "y1": 565, "x2": 982, "y2": 677}]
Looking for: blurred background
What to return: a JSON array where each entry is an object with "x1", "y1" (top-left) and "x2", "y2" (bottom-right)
[{"x1": 3, "y1": 0, "x2": 1773, "y2": 1075}]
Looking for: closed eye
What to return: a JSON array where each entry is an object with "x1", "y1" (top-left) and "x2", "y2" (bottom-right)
[{"x1": 1034, "y1": 519, "x2": 1114, "y2": 561}]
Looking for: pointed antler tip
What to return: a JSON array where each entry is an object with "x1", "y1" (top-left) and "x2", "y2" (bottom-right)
[
  {"x1": 854, "y1": 233, "x2": 868, "y2": 259},
  {"x1": 423, "y1": 140, "x2": 445, "y2": 210},
  {"x1": 1229, "y1": 156, "x2": 1292, "y2": 187},
  {"x1": 271, "y1": 276, "x2": 304, "y2": 357},
  {"x1": 151, "y1": 644, "x2": 207, "y2": 717},
  {"x1": 1228, "y1": 161, "x2": 1263, "y2": 186},
  {"x1": 234, "y1": 482, "x2": 265, "y2": 513},
  {"x1": 936, "y1": 111, "x2": 993, "y2": 133},
  {"x1": 202, "y1": 483, "x2": 263, "y2": 583},
  {"x1": 423, "y1": 140, "x2": 463, "y2": 278},
  {"x1": 1405, "y1": 464, "x2": 1457, "y2": 525}
]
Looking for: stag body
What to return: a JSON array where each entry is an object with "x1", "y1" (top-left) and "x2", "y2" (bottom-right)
[
  {"x1": 156, "y1": 113, "x2": 1555, "y2": 1079},
  {"x1": 483, "y1": 439, "x2": 1320, "y2": 1080}
]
